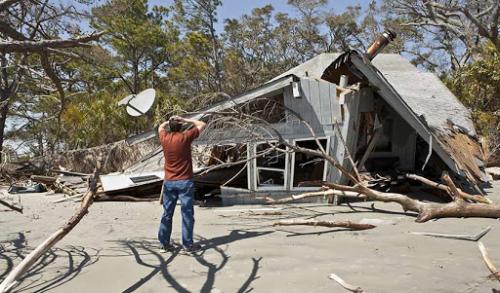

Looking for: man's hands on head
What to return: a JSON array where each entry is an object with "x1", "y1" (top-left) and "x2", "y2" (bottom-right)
[{"x1": 160, "y1": 115, "x2": 206, "y2": 133}]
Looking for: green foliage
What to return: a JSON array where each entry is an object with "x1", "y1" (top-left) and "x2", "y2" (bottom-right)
[{"x1": 445, "y1": 43, "x2": 500, "y2": 146}]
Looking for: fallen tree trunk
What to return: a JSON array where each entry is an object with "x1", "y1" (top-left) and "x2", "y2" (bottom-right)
[
  {"x1": 264, "y1": 180, "x2": 500, "y2": 223},
  {"x1": 273, "y1": 219, "x2": 375, "y2": 230},
  {"x1": 0, "y1": 172, "x2": 98, "y2": 293},
  {"x1": 360, "y1": 186, "x2": 500, "y2": 223}
]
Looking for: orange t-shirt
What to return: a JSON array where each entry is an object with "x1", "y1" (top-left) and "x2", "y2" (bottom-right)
[{"x1": 159, "y1": 127, "x2": 200, "y2": 180}]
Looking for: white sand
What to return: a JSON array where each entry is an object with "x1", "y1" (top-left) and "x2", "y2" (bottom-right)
[{"x1": 1, "y1": 181, "x2": 499, "y2": 292}]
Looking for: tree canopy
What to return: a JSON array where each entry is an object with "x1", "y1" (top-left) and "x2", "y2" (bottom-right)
[{"x1": 0, "y1": 0, "x2": 498, "y2": 160}]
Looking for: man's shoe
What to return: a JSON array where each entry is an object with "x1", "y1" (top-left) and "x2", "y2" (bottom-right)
[
  {"x1": 182, "y1": 243, "x2": 202, "y2": 253},
  {"x1": 159, "y1": 244, "x2": 175, "y2": 253}
]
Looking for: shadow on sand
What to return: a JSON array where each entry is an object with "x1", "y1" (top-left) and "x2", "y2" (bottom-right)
[
  {"x1": 111, "y1": 229, "x2": 272, "y2": 293},
  {"x1": 0, "y1": 232, "x2": 100, "y2": 293}
]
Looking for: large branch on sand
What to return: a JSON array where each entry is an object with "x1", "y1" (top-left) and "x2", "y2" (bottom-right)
[
  {"x1": 0, "y1": 198, "x2": 22, "y2": 213},
  {"x1": 0, "y1": 172, "x2": 99, "y2": 293},
  {"x1": 0, "y1": 32, "x2": 104, "y2": 53},
  {"x1": 356, "y1": 185, "x2": 500, "y2": 223},
  {"x1": 273, "y1": 219, "x2": 375, "y2": 230}
]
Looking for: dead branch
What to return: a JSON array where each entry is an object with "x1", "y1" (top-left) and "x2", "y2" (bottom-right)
[
  {"x1": 0, "y1": 171, "x2": 99, "y2": 293},
  {"x1": 329, "y1": 273, "x2": 365, "y2": 293},
  {"x1": 273, "y1": 219, "x2": 375, "y2": 230},
  {"x1": 264, "y1": 189, "x2": 365, "y2": 204},
  {"x1": 0, "y1": 198, "x2": 22, "y2": 213},
  {"x1": 477, "y1": 241, "x2": 500, "y2": 282},
  {"x1": 411, "y1": 226, "x2": 492, "y2": 241},
  {"x1": 405, "y1": 173, "x2": 492, "y2": 204},
  {"x1": 0, "y1": 32, "x2": 104, "y2": 53}
]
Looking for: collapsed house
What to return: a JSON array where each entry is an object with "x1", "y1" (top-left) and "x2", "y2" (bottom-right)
[{"x1": 99, "y1": 32, "x2": 488, "y2": 203}]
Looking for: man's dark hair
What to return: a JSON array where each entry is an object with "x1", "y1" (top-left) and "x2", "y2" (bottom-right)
[{"x1": 169, "y1": 119, "x2": 183, "y2": 132}]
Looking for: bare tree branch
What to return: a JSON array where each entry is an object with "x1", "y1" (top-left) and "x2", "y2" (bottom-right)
[{"x1": 0, "y1": 32, "x2": 104, "y2": 52}]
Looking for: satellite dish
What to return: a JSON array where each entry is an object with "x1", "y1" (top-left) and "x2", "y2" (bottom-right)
[{"x1": 119, "y1": 88, "x2": 156, "y2": 117}]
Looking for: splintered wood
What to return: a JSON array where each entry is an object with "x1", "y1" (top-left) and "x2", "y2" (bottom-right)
[{"x1": 436, "y1": 129, "x2": 486, "y2": 184}]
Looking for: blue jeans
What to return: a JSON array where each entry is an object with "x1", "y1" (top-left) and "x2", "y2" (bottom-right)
[{"x1": 158, "y1": 179, "x2": 195, "y2": 247}]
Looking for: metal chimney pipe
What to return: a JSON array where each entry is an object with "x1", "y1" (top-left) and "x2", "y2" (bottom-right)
[{"x1": 366, "y1": 30, "x2": 397, "y2": 60}]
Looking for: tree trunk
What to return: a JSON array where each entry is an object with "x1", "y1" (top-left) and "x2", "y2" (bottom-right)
[{"x1": 0, "y1": 98, "x2": 10, "y2": 162}]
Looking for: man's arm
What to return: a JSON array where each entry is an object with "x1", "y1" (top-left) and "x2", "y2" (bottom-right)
[
  {"x1": 179, "y1": 117, "x2": 206, "y2": 132},
  {"x1": 158, "y1": 121, "x2": 169, "y2": 135}
]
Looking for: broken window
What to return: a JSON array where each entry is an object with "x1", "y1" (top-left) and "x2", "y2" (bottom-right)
[
  {"x1": 292, "y1": 138, "x2": 328, "y2": 187},
  {"x1": 194, "y1": 144, "x2": 248, "y2": 191},
  {"x1": 255, "y1": 142, "x2": 287, "y2": 189}
]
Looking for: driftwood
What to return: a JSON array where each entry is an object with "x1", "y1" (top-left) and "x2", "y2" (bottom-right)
[
  {"x1": 477, "y1": 241, "x2": 500, "y2": 281},
  {"x1": 411, "y1": 226, "x2": 492, "y2": 241},
  {"x1": 329, "y1": 273, "x2": 364, "y2": 293},
  {"x1": 0, "y1": 172, "x2": 99, "y2": 293},
  {"x1": 273, "y1": 219, "x2": 375, "y2": 230},
  {"x1": 0, "y1": 198, "x2": 22, "y2": 213}
]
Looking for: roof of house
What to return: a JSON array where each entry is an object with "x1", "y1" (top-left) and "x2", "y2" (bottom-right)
[{"x1": 275, "y1": 53, "x2": 476, "y2": 136}]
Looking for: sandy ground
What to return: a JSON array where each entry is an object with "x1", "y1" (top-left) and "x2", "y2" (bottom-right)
[{"x1": 1, "y1": 181, "x2": 500, "y2": 293}]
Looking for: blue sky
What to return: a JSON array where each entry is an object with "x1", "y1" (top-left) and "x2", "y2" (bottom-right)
[{"x1": 81, "y1": 0, "x2": 371, "y2": 32}]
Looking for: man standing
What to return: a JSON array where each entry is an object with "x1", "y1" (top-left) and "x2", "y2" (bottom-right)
[{"x1": 158, "y1": 115, "x2": 206, "y2": 252}]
